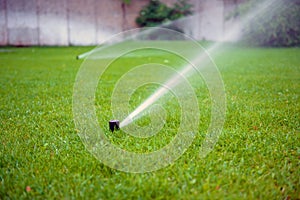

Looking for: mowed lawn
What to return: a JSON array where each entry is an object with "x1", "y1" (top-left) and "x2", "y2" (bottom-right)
[{"x1": 0, "y1": 44, "x2": 299, "y2": 199}]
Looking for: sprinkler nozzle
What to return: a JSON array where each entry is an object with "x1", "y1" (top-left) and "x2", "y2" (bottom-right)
[{"x1": 109, "y1": 120, "x2": 120, "y2": 132}]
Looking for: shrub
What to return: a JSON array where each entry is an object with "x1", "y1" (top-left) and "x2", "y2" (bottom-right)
[
  {"x1": 136, "y1": 0, "x2": 193, "y2": 28},
  {"x1": 230, "y1": 0, "x2": 300, "y2": 47}
]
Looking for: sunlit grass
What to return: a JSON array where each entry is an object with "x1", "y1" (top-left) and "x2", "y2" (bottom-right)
[{"x1": 0, "y1": 44, "x2": 299, "y2": 199}]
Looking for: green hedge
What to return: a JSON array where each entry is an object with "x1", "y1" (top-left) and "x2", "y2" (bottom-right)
[
  {"x1": 136, "y1": 0, "x2": 193, "y2": 28},
  {"x1": 234, "y1": 0, "x2": 300, "y2": 47}
]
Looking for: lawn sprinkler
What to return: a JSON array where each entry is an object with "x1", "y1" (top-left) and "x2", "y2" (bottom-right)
[{"x1": 109, "y1": 120, "x2": 120, "y2": 132}]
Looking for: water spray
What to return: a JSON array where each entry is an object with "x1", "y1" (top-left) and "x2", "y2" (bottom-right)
[
  {"x1": 118, "y1": 0, "x2": 281, "y2": 128},
  {"x1": 72, "y1": 0, "x2": 286, "y2": 172},
  {"x1": 77, "y1": 0, "x2": 281, "y2": 129}
]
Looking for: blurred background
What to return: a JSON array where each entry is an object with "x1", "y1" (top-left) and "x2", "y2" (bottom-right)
[
  {"x1": 0, "y1": 0, "x2": 299, "y2": 46},
  {"x1": 0, "y1": 0, "x2": 247, "y2": 46}
]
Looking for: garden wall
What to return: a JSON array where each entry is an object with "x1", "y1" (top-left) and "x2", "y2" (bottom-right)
[{"x1": 0, "y1": 0, "x2": 242, "y2": 46}]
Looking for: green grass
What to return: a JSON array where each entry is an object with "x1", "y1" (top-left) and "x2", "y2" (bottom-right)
[{"x1": 0, "y1": 44, "x2": 299, "y2": 199}]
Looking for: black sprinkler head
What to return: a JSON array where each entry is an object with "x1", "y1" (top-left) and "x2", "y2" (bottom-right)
[{"x1": 109, "y1": 120, "x2": 120, "y2": 132}]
